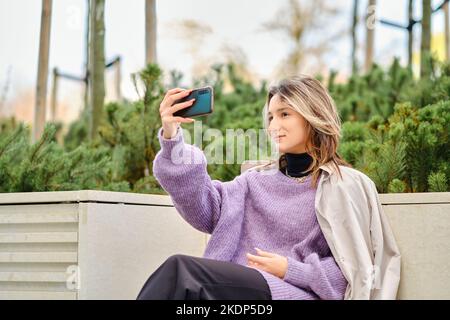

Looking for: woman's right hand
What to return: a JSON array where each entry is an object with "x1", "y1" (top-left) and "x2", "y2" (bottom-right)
[{"x1": 159, "y1": 88, "x2": 196, "y2": 139}]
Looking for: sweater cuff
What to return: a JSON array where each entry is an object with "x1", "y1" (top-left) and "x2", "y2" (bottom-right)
[
  {"x1": 157, "y1": 126, "x2": 184, "y2": 159},
  {"x1": 283, "y1": 256, "x2": 315, "y2": 289}
]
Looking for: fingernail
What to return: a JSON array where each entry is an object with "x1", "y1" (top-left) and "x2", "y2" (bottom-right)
[{"x1": 255, "y1": 247, "x2": 261, "y2": 251}]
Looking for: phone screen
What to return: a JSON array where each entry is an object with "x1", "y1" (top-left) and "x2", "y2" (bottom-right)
[{"x1": 173, "y1": 86, "x2": 214, "y2": 118}]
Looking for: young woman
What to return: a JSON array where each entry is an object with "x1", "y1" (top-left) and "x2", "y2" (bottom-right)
[{"x1": 136, "y1": 76, "x2": 401, "y2": 300}]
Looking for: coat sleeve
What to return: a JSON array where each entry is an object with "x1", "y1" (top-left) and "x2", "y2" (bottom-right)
[
  {"x1": 282, "y1": 223, "x2": 348, "y2": 300},
  {"x1": 152, "y1": 126, "x2": 248, "y2": 234},
  {"x1": 367, "y1": 180, "x2": 402, "y2": 299}
]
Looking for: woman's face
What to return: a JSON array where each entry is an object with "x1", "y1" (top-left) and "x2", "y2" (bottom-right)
[{"x1": 267, "y1": 94, "x2": 309, "y2": 154}]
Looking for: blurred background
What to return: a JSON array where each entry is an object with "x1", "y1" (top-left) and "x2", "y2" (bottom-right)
[{"x1": 0, "y1": 0, "x2": 448, "y2": 195}]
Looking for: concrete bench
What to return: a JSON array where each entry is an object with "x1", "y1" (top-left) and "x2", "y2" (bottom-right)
[{"x1": 0, "y1": 170, "x2": 448, "y2": 299}]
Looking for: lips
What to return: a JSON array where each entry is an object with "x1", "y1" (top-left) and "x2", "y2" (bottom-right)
[{"x1": 274, "y1": 135, "x2": 286, "y2": 141}]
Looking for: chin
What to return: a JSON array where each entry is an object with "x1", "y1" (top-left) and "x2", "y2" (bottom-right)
[
  {"x1": 276, "y1": 145, "x2": 289, "y2": 154},
  {"x1": 273, "y1": 141, "x2": 295, "y2": 154}
]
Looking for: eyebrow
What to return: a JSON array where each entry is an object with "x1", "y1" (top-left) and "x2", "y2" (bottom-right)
[{"x1": 267, "y1": 107, "x2": 289, "y2": 116}]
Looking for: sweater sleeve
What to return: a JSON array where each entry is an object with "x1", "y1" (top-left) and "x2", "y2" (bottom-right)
[
  {"x1": 152, "y1": 126, "x2": 247, "y2": 234},
  {"x1": 282, "y1": 223, "x2": 348, "y2": 300}
]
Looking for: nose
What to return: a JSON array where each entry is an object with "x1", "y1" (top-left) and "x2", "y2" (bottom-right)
[{"x1": 268, "y1": 121, "x2": 282, "y2": 138}]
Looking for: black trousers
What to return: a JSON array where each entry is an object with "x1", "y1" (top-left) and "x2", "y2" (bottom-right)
[{"x1": 136, "y1": 254, "x2": 272, "y2": 300}]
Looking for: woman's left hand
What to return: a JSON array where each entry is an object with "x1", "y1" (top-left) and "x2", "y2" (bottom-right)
[{"x1": 246, "y1": 248, "x2": 288, "y2": 279}]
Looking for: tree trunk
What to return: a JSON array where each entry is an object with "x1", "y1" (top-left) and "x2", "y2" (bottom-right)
[
  {"x1": 351, "y1": 0, "x2": 359, "y2": 74},
  {"x1": 33, "y1": 0, "x2": 52, "y2": 143},
  {"x1": 50, "y1": 67, "x2": 58, "y2": 121},
  {"x1": 84, "y1": 0, "x2": 90, "y2": 111},
  {"x1": 88, "y1": 0, "x2": 105, "y2": 141},
  {"x1": 407, "y1": 0, "x2": 415, "y2": 69},
  {"x1": 445, "y1": 1, "x2": 450, "y2": 61},
  {"x1": 421, "y1": 0, "x2": 432, "y2": 79},
  {"x1": 145, "y1": 0, "x2": 157, "y2": 65},
  {"x1": 115, "y1": 57, "x2": 122, "y2": 101},
  {"x1": 365, "y1": 0, "x2": 377, "y2": 72}
]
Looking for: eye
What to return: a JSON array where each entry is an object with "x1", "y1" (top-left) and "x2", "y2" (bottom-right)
[
  {"x1": 268, "y1": 116, "x2": 273, "y2": 122},
  {"x1": 281, "y1": 112, "x2": 289, "y2": 117}
]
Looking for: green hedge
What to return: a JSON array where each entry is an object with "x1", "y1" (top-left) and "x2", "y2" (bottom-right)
[{"x1": 0, "y1": 60, "x2": 448, "y2": 193}]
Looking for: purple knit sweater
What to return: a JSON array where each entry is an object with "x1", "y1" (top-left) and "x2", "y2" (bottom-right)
[{"x1": 153, "y1": 126, "x2": 348, "y2": 300}]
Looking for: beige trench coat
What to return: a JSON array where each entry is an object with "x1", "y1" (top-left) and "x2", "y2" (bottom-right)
[
  {"x1": 315, "y1": 162, "x2": 401, "y2": 299},
  {"x1": 246, "y1": 161, "x2": 402, "y2": 300}
]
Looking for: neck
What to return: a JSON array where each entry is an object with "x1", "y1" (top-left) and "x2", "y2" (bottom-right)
[{"x1": 283, "y1": 152, "x2": 313, "y2": 177}]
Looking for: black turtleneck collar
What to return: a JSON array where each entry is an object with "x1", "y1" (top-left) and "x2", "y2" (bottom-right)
[{"x1": 282, "y1": 152, "x2": 313, "y2": 177}]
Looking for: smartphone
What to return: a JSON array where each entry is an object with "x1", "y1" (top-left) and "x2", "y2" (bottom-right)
[{"x1": 173, "y1": 86, "x2": 214, "y2": 118}]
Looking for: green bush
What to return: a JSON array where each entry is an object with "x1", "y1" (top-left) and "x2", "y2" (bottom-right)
[
  {"x1": 1, "y1": 60, "x2": 448, "y2": 194},
  {"x1": 341, "y1": 101, "x2": 449, "y2": 193},
  {"x1": 330, "y1": 58, "x2": 450, "y2": 122},
  {"x1": 0, "y1": 123, "x2": 130, "y2": 192}
]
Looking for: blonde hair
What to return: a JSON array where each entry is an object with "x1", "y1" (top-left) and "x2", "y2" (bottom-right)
[{"x1": 259, "y1": 75, "x2": 352, "y2": 188}]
